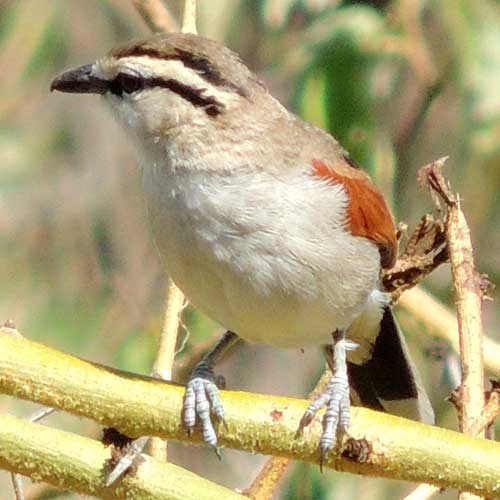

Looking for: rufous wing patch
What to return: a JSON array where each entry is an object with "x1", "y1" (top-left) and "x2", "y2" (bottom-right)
[{"x1": 312, "y1": 158, "x2": 397, "y2": 268}]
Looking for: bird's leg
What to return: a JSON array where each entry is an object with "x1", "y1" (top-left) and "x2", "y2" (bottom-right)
[
  {"x1": 183, "y1": 330, "x2": 240, "y2": 452},
  {"x1": 298, "y1": 330, "x2": 357, "y2": 464},
  {"x1": 106, "y1": 330, "x2": 240, "y2": 486}
]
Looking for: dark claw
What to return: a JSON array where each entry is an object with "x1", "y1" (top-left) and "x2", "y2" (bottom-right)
[
  {"x1": 215, "y1": 374, "x2": 226, "y2": 389},
  {"x1": 299, "y1": 410, "x2": 314, "y2": 430}
]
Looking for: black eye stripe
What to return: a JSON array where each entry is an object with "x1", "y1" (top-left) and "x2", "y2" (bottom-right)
[
  {"x1": 158, "y1": 78, "x2": 224, "y2": 116},
  {"x1": 109, "y1": 73, "x2": 144, "y2": 95},
  {"x1": 109, "y1": 73, "x2": 224, "y2": 116}
]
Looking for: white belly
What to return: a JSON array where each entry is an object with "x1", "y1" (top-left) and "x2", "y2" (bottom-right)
[{"x1": 143, "y1": 165, "x2": 381, "y2": 347}]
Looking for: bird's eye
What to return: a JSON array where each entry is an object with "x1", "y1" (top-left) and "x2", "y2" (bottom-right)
[{"x1": 109, "y1": 73, "x2": 144, "y2": 96}]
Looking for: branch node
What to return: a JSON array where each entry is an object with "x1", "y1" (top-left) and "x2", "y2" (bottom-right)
[
  {"x1": 1, "y1": 320, "x2": 23, "y2": 339},
  {"x1": 417, "y1": 156, "x2": 454, "y2": 209},
  {"x1": 382, "y1": 212, "x2": 448, "y2": 300},
  {"x1": 341, "y1": 436, "x2": 374, "y2": 464}
]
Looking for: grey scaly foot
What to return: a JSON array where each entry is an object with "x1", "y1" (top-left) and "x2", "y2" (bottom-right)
[
  {"x1": 106, "y1": 331, "x2": 239, "y2": 486},
  {"x1": 183, "y1": 366, "x2": 227, "y2": 452},
  {"x1": 105, "y1": 366, "x2": 228, "y2": 486},
  {"x1": 298, "y1": 330, "x2": 357, "y2": 465},
  {"x1": 182, "y1": 331, "x2": 239, "y2": 453}
]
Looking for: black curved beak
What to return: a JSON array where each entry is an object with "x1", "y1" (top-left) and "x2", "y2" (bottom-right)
[{"x1": 50, "y1": 64, "x2": 109, "y2": 94}]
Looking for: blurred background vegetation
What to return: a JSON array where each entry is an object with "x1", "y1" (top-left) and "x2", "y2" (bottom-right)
[{"x1": 0, "y1": 0, "x2": 499, "y2": 498}]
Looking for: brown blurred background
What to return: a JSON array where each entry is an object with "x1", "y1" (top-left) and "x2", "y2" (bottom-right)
[{"x1": 0, "y1": 0, "x2": 499, "y2": 498}]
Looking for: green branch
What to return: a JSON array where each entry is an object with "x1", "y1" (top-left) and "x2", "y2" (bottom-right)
[
  {"x1": 0, "y1": 412, "x2": 244, "y2": 499},
  {"x1": 1, "y1": 329, "x2": 499, "y2": 497}
]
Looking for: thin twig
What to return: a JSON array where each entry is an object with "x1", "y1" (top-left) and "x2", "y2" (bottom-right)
[
  {"x1": 467, "y1": 384, "x2": 500, "y2": 436},
  {"x1": 392, "y1": 0, "x2": 441, "y2": 158},
  {"x1": 24, "y1": 484, "x2": 60, "y2": 500},
  {"x1": 243, "y1": 457, "x2": 290, "y2": 500},
  {"x1": 395, "y1": 79, "x2": 444, "y2": 161},
  {"x1": 150, "y1": 278, "x2": 185, "y2": 460},
  {"x1": 129, "y1": 0, "x2": 189, "y2": 462},
  {"x1": 152, "y1": 281, "x2": 185, "y2": 379},
  {"x1": 420, "y1": 158, "x2": 486, "y2": 500},
  {"x1": 398, "y1": 287, "x2": 499, "y2": 375},
  {"x1": 402, "y1": 483, "x2": 442, "y2": 500},
  {"x1": 29, "y1": 406, "x2": 56, "y2": 423},
  {"x1": 447, "y1": 204, "x2": 486, "y2": 436},
  {"x1": 147, "y1": 0, "x2": 195, "y2": 462},
  {"x1": 132, "y1": 0, "x2": 178, "y2": 33},
  {"x1": 181, "y1": 0, "x2": 197, "y2": 34},
  {"x1": 396, "y1": 0, "x2": 438, "y2": 86},
  {"x1": 11, "y1": 473, "x2": 25, "y2": 500},
  {"x1": 11, "y1": 406, "x2": 56, "y2": 500},
  {"x1": 243, "y1": 370, "x2": 331, "y2": 499}
]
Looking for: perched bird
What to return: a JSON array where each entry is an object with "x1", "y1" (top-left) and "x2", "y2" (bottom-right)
[{"x1": 51, "y1": 33, "x2": 434, "y2": 461}]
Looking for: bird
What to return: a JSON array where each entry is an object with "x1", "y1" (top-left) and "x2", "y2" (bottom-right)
[{"x1": 51, "y1": 32, "x2": 434, "y2": 463}]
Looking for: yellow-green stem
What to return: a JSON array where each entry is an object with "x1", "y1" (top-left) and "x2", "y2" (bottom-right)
[
  {"x1": 0, "y1": 413, "x2": 245, "y2": 499},
  {"x1": 0, "y1": 331, "x2": 499, "y2": 498}
]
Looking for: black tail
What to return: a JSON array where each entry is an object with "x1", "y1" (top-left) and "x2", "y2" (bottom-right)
[{"x1": 347, "y1": 307, "x2": 434, "y2": 423}]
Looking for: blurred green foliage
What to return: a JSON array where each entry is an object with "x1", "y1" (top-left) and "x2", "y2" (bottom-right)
[
  {"x1": 0, "y1": 0, "x2": 498, "y2": 498},
  {"x1": 297, "y1": 7, "x2": 385, "y2": 170}
]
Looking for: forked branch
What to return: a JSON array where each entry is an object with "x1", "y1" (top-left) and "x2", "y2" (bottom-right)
[{"x1": 1, "y1": 330, "x2": 500, "y2": 498}]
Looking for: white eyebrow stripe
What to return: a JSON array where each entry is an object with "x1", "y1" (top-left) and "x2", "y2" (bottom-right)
[{"x1": 100, "y1": 56, "x2": 242, "y2": 107}]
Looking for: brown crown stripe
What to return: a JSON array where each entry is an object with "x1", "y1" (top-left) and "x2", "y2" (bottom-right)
[{"x1": 113, "y1": 45, "x2": 248, "y2": 98}]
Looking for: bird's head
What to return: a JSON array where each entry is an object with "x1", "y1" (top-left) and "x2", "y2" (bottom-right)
[{"x1": 51, "y1": 33, "x2": 266, "y2": 141}]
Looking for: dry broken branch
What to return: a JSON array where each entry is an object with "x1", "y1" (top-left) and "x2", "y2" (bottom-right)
[
  {"x1": 382, "y1": 213, "x2": 448, "y2": 301},
  {"x1": 419, "y1": 157, "x2": 488, "y2": 500},
  {"x1": 132, "y1": 0, "x2": 178, "y2": 33}
]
